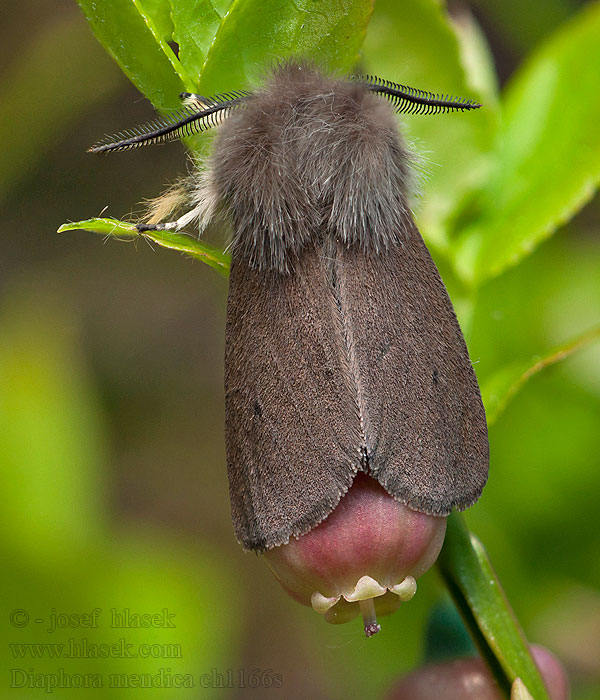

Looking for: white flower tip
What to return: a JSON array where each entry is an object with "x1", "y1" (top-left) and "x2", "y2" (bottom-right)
[
  {"x1": 390, "y1": 576, "x2": 417, "y2": 601},
  {"x1": 344, "y1": 575, "x2": 386, "y2": 602},
  {"x1": 311, "y1": 591, "x2": 340, "y2": 614}
]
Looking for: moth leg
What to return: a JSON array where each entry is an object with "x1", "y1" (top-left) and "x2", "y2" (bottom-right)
[{"x1": 136, "y1": 201, "x2": 205, "y2": 232}]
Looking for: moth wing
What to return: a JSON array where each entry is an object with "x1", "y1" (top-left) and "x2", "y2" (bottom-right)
[
  {"x1": 225, "y1": 249, "x2": 363, "y2": 551},
  {"x1": 337, "y1": 222, "x2": 489, "y2": 516}
]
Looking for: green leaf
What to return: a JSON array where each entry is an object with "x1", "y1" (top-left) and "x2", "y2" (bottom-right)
[
  {"x1": 76, "y1": 0, "x2": 190, "y2": 109},
  {"x1": 143, "y1": 229, "x2": 231, "y2": 274},
  {"x1": 58, "y1": 218, "x2": 231, "y2": 275},
  {"x1": 438, "y1": 513, "x2": 551, "y2": 700},
  {"x1": 482, "y1": 324, "x2": 600, "y2": 426},
  {"x1": 196, "y1": 0, "x2": 374, "y2": 95},
  {"x1": 170, "y1": 0, "x2": 231, "y2": 84},
  {"x1": 58, "y1": 217, "x2": 138, "y2": 236},
  {"x1": 141, "y1": 0, "x2": 175, "y2": 41},
  {"x1": 362, "y1": 0, "x2": 499, "y2": 252},
  {"x1": 454, "y1": 2, "x2": 600, "y2": 285}
]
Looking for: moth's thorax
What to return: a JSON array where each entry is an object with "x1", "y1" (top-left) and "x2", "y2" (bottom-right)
[{"x1": 205, "y1": 62, "x2": 413, "y2": 272}]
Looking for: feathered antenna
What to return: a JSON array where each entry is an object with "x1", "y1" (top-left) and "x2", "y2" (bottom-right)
[
  {"x1": 88, "y1": 91, "x2": 251, "y2": 153},
  {"x1": 355, "y1": 75, "x2": 481, "y2": 115}
]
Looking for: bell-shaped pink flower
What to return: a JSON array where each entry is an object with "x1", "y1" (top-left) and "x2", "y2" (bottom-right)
[{"x1": 264, "y1": 472, "x2": 447, "y2": 636}]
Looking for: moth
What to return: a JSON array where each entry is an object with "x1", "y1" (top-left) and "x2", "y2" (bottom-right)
[{"x1": 91, "y1": 62, "x2": 489, "y2": 552}]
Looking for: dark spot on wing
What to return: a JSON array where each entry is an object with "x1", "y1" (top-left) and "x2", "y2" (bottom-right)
[{"x1": 376, "y1": 340, "x2": 391, "y2": 362}]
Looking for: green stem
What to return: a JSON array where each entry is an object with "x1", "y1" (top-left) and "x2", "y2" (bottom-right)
[{"x1": 437, "y1": 513, "x2": 551, "y2": 700}]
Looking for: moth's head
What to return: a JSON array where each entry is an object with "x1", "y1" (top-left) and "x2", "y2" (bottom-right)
[
  {"x1": 208, "y1": 62, "x2": 420, "y2": 271},
  {"x1": 89, "y1": 61, "x2": 481, "y2": 272}
]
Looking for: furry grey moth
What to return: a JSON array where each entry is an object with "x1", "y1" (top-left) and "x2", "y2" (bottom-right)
[{"x1": 91, "y1": 62, "x2": 489, "y2": 552}]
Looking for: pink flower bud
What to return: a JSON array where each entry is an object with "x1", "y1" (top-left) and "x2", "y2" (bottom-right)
[
  {"x1": 386, "y1": 645, "x2": 569, "y2": 700},
  {"x1": 264, "y1": 473, "x2": 447, "y2": 636}
]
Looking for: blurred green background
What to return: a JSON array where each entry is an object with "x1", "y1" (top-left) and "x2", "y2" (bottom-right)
[{"x1": 1, "y1": 1, "x2": 598, "y2": 699}]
